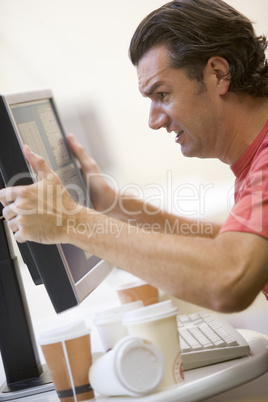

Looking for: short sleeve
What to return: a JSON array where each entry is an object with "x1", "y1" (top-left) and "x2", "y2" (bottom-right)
[{"x1": 220, "y1": 154, "x2": 268, "y2": 240}]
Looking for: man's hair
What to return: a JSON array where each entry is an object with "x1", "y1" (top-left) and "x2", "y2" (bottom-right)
[{"x1": 129, "y1": 0, "x2": 268, "y2": 97}]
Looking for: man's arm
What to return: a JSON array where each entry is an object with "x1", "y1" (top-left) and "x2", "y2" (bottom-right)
[
  {"x1": 1, "y1": 145, "x2": 267, "y2": 313},
  {"x1": 67, "y1": 134, "x2": 221, "y2": 238},
  {"x1": 65, "y1": 207, "x2": 268, "y2": 313}
]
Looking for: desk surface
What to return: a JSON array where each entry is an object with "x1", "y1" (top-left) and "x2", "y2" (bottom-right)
[{"x1": 1, "y1": 329, "x2": 267, "y2": 402}]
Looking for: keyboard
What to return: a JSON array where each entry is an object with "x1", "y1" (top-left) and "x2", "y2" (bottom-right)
[{"x1": 177, "y1": 311, "x2": 250, "y2": 371}]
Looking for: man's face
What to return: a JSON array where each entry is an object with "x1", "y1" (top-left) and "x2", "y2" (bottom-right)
[{"x1": 137, "y1": 45, "x2": 222, "y2": 159}]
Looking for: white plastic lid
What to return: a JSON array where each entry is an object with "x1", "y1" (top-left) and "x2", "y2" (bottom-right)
[
  {"x1": 93, "y1": 301, "x2": 144, "y2": 325},
  {"x1": 114, "y1": 336, "x2": 165, "y2": 396},
  {"x1": 38, "y1": 320, "x2": 91, "y2": 345},
  {"x1": 122, "y1": 300, "x2": 178, "y2": 326}
]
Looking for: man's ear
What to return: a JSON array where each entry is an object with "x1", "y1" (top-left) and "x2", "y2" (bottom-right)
[{"x1": 207, "y1": 56, "x2": 231, "y2": 95}]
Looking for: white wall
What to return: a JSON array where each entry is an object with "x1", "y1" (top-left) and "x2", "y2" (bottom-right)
[{"x1": 1, "y1": 0, "x2": 267, "y2": 202}]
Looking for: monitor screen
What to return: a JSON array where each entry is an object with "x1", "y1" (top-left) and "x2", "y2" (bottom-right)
[{"x1": 0, "y1": 89, "x2": 112, "y2": 313}]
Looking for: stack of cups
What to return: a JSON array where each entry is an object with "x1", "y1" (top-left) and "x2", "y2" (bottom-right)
[
  {"x1": 39, "y1": 320, "x2": 94, "y2": 402},
  {"x1": 123, "y1": 300, "x2": 184, "y2": 389},
  {"x1": 93, "y1": 301, "x2": 143, "y2": 352}
]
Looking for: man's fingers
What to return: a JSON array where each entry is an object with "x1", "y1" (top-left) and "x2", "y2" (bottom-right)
[
  {"x1": 66, "y1": 134, "x2": 78, "y2": 155},
  {"x1": 2, "y1": 203, "x2": 17, "y2": 220},
  {"x1": 0, "y1": 186, "x2": 22, "y2": 206},
  {"x1": 0, "y1": 147, "x2": 54, "y2": 206},
  {"x1": 23, "y1": 145, "x2": 52, "y2": 180},
  {"x1": 7, "y1": 216, "x2": 19, "y2": 234},
  {"x1": 13, "y1": 229, "x2": 26, "y2": 243},
  {"x1": 67, "y1": 134, "x2": 91, "y2": 168}
]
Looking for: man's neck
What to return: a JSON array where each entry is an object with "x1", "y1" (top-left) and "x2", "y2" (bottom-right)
[{"x1": 219, "y1": 94, "x2": 268, "y2": 165}]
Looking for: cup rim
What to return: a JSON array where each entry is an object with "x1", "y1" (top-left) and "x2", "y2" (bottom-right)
[
  {"x1": 38, "y1": 319, "x2": 91, "y2": 345},
  {"x1": 93, "y1": 301, "x2": 144, "y2": 325},
  {"x1": 122, "y1": 300, "x2": 178, "y2": 325}
]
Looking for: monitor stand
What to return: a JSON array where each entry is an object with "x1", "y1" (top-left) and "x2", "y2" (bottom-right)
[
  {"x1": 0, "y1": 368, "x2": 53, "y2": 401},
  {"x1": 0, "y1": 180, "x2": 54, "y2": 400}
]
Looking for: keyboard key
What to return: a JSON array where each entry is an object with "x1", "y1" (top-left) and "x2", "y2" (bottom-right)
[
  {"x1": 179, "y1": 338, "x2": 192, "y2": 353},
  {"x1": 198, "y1": 323, "x2": 226, "y2": 346},
  {"x1": 188, "y1": 327, "x2": 213, "y2": 348},
  {"x1": 189, "y1": 313, "x2": 202, "y2": 321},
  {"x1": 178, "y1": 314, "x2": 191, "y2": 323},
  {"x1": 180, "y1": 329, "x2": 202, "y2": 350}
]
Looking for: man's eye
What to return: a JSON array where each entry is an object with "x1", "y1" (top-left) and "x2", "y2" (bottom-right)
[{"x1": 160, "y1": 92, "x2": 168, "y2": 99}]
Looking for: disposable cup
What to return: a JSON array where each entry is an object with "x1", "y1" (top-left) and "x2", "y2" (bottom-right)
[
  {"x1": 93, "y1": 301, "x2": 143, "y2": 352},
  {"x1": 116, "y1": 281, "x2": 159, "y2": 306},
  {"x1": 123, "y1": 300, "x2": 184, "y2": 388},
  {"x1": 89, "y1": 336, "x2": 165, "y2": 397},
  {"x1": 39, "y1": 320, "x2": 94, "y2": 401}
]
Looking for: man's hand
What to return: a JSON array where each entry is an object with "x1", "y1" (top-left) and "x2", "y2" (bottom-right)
[
  {"x1": 0, "y1": 145, "x2": 80, "y2": 244},
  {"x1": 67, "y1": 134, "x2": 117, "y2": 214}
]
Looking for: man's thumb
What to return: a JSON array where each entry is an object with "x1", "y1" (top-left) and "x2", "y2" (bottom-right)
[{"x1": 23, "y1": 145, "x2": 52, "y2": 180}]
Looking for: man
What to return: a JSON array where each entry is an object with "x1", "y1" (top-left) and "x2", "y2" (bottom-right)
[{"x1": 0, "y1": 0, "x2": 267, "y2": 312}]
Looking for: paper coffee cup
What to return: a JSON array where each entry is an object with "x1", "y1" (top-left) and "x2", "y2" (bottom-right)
[
  {"x1": 123, "y1": 300, "x2": 184, "y2": 388},
  {"x1": 93, "y1": 301, "x2": 143, "y2": 352},
  {"x1": 89, "y1": 336, "x2": 165, "y2": 397},
  {"x1": 39, "y1": 320, "x2": 94, "y2": 401},
  {"x1": 116, "y1": 281, "x2": 159, "y2": 306}
]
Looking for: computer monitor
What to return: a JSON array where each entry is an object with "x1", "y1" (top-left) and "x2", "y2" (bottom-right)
[
  {"x1": 0, "y1": 89, "x2": 112, "y2": 312},
  {"x1": 0, "y1": 89, "x2": 113, "y2": 399}
]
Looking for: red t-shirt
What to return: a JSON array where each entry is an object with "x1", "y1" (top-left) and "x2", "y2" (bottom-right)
[{"x1": 220, "y1": 120, "x2": 268, "y2": 300}]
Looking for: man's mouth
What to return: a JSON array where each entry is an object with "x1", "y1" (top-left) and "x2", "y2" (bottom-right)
[{"x1": 175, "y1": 130, "x2": 184, "y2": 143}]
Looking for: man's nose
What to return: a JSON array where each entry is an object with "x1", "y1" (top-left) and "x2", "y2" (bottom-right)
[{"x1": 148, "y1": 103, "x2": 168, "y2": 130}]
